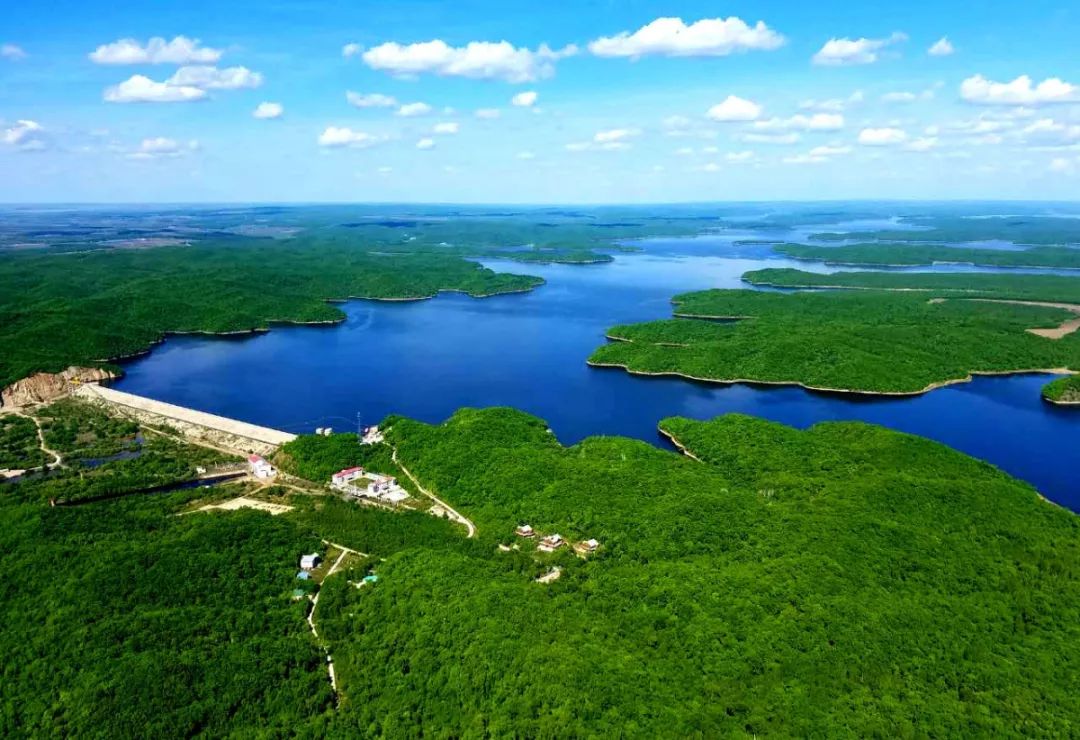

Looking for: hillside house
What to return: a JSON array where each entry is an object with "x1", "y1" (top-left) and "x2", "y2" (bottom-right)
[
  {"x1": 248, "y1": 454, "x2": 276, "y2": 479},
  {"x1": 537, "y1": 534, "x2": 564, "y2": 553},
  {"x1": 331, "y1": 467, "x2": 365, "y2": 487},
  {"x1": 361, "y1": 426, "x2": 384, "y2": 445},
  {"x1": 574, "y1": 538, "x2": 600, "y2": 555},
  {"x1": 515, "y1": 524, "x2": 536, "y2": 538},
  {"x1": 300, "y1": 553, "x2": 322, "y2": 570}
]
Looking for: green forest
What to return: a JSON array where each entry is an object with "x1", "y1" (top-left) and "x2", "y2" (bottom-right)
[
  {"x1": 773, "y1": 242, "x2": 1080, "y2": 269},
  {"x1": 589, "y1": 276, "x2": 1080, "y2": 395},
  {"x1": 3, "y1": 401, "x2": 1080, "y2": 736},
  {"x1": 1042, "y1": 374, "x2": 1080, "y2": 404},
  {"x1": 807, "y1": 214, "x2": 1080, "y2": 246}
]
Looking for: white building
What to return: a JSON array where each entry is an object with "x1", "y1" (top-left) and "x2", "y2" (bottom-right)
[
  {"x1": 538, "y1": 534, "x2": 564, "y2": 553},
  {"x1": 361, "y1": 426, "x2": 384, "y2": 445},
  {"x1": 300, "y1": 553, "x2": 322, "y2": 570},
  {"x1": 331, "y1": 467, "x2": 365, "y2": 488},
  {"x1": 515, "y1": 524, "x2": 535, "y2": 538},
  {"x1": 248, "y1": 454, "x2": 276, "y2": 479}
]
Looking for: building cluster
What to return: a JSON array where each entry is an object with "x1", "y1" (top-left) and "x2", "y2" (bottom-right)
[
  {"x1": 360, "y1": 425, "x2": 384, "y2": 445},
  {"x1": 514, "y1": 524, "x2": 600, "y2": 556},
  {"x1": 314, "y1": 427, "x2": 334, "y2": 436},
  {"x1": 330, "y1": 466, "x2": 409, "y2": 504},
  {"x1": 248, "y1": 454, "x2": 276, "y2": 480}
]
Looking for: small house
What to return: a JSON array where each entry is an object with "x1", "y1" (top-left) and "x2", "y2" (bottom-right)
[
  {"x1": 537, "y1": 534, "x2": 564, "y2": 553},
  {"x1": 361, "y1": 426, "x2": 385, "y2": 445},
  {"x1": 331, "y1": 467, "x2": 365, "y2": 487},
  {"x1": 248, "y1": 454, "x2": 276, "y2": 479},
  {"x1": 515, "y1": 524, "x2": 536, "y2": 538},
  {"x1": 291, "y1": 588, "x2": 307, "y2": 601},
  {"x1": 300, "y1": 553, "x2": 322, "y2": 570},
  {"x1": 575, "y1": 538, "x2": 600, "y2": 555},
  {"x1": 296, "y1": 570, "x2": 311, "y2": 580}
]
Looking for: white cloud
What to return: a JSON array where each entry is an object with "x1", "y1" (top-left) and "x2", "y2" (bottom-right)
[
  {"x1": 960, "y1": 74, "x2": 1079, "y2": 106},
  {"x1": 2, "y1": 119, "x2": 46, "y2": 150},
  {"x1": 475, "y1": 108, "x2": 501, "y2": 119},
  {"x1": 104, "y1": 75, "x2": 206, "y2": 103},
  {"x1": 362, "y1": 40, "x2": 576, "y2": 83},
  {"x1": 567, "y1": 128, "x2": 640, "y2": 151},
  {"x1": 858, "y1": 127, "x2": 908, "y2": 145},
  {"x1": 126, "y1": 137, "x2": 199, "y2": 160},
  {"x1": 783, "y1": 143, "x2": 852, "y2": 164},
  {"x1": 1, "y1": 43, "x2": 27, "y2": 61},
  {"x1": 662, "y1": 115, "x2": 692, "y2": 130},
  {"x1": 377, "y1": 166, "x2": 393, "y2": 174},
  {"x1": 167, "y1": 65, "x2": 262, "y2": 90},
  {"x1": 675, "y1": 146, "x2": 695, "y2": 155},
  {"x1": 517, "y1": 151, "x2": 536, "y2": 160},
  {"x1": 342, "y1": 43, "x2": 362, "y2": 58},
  {"x1": 813, "y1": 32, "x2": 906, "y2": 66},
  {"x1": 881, "y1": 92, "x2": 917, "y2": 103},
  {"x1": 346, "y1": 92, "x2": 398, "y2": 108},
  {"x1": 588, "y1": 16, "x2": 784, "y2": 58},
  {"x1": 753, "y1": 112, "x2": 844, "y2": 131},
  {"x1": 416, "y1": 137, "x2": 435, "y2": 150},
  {"x1": 511, "y1": 90, "x2": 538, "y2": 107},
  {"x1": 433, "y1": 121, "x2": 459, "y2": 134},
  {"x1": 928, "y1": 37, "x2": 954, "y2": 57},
  {"x1": 397, "y1": 102, "x2": 433, "y2": 117},
  {"x1": 318, "y1": 127, "x2": 386, "y2": 148},
  {"x1": 706, "y1": 95, "x2": 762, "y2": 122},
  {"x1": 253, "y1": 102, "x2": 283, "y2": 119},
  {"x1": 1049, "y1": 157, "x2": 1077, "y2": 174},
  {"x1": 905, "y1": 136, "x2": 938, "y2": 152},
  {"x1": 809, "y1": 144, "x2": 852, "y2": 157},
  {"x1": 698, "y1": 162, "x2": 722, "y2": 173},
  {"x1": 89, "y1": 36, "x2": 222, "y2": 65},
  {"x1": 740, "y1": 131, "x2": 800, "y2": 145},
  {"x1": 725, "y1": 150, "x2": 756, "y2": 162},
  {"x1": 1019, "y1": 118, "x2": 1080, "y2": 147}
]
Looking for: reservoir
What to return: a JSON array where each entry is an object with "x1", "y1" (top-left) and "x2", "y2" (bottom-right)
[{"x1": 113, "y1": 232, "x2": 1080, "y2": 510}]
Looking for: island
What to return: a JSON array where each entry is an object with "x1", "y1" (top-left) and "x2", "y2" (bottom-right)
[
  {"x1": 589, "y1": 270, "x2": 1080, "y2": 396},
  {"x1": 1042, "y1": 375, "x2": 1080, "y2": 406},
  {"x1": 771, "y1": 242, "x2": 1080, "y2": 269}
]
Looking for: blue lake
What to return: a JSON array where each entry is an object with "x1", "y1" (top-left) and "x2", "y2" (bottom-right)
[{"x1": 114, "y1": 235, "x2": 1080, "y2": 510}]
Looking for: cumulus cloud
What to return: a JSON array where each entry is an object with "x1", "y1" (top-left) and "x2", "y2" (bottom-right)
[
  {"x1": 475, "y1": 108, "x2": 501, "y2": 119},
  {"x1": 342, "y1": 43, "x2": 362, "y2": 58},
  {"x1": 706, "y1": 95, "x2": 762, "y2": 122},
  {"x1": 2, "y1": 119, "x2": 47, "y2": 151},
  {"x1": 740, "y1": 131, "x2": 800, "y2": 145},
  {"x1": 396, "y1": 102, "x2": 433, "y2": 117},
  {"x1": 725, "y1": 150, "x2": 756, "y2": 162},
  {"x1": 346, "y1": 92, "x2": 398, "y2": 108},
  {"x1": 1019, "y1": 118, "x2": 1080, "y2": 148},
  {"x1": 783, "y1": 143, "x2": 852, "y2": 164},
  {"x1": 753, "y1": 112, "x2": 844, "y2": 131},
  {"x1": 960, "y1": 75, "x2": 1078, "y2": 106},
  {"x1": 318, "y1": 127, "x2": 387, "y2": 148},
  {"x1": 104, "y1": 75, "x2": 206, "y2": 103},
  {"x1": 433, "y1": 121, "x2": 459, "y2": 134},
  {"x1": 126, "y1": 137, "x2": 199, "y2": 160},
  {"x1": 2, "y1": 43, "x2": 27, "y2": 61},
  {"x1": 928, "y1": 37, "x2": 954, "y2": 57},
  {"x1": 588, "y1": 16, "x2": 784, "y2": 58},
  {"x1": 89, "y1": 36, "x2": 222, "y2": 65},
  {"x1": 416, "y1": 137, "x2": 435, "y2": 150},
  {"x1": 511, "y1": 90, "x2": 538, "y2": 107},
  {"x1": 905, "y1": 136, "x2": 938, "y2": 152},
  {"x1": 812, "y1": 32, "x2": 906, "y2": 66},
  {"x1": 103, "y1": 65, "x2": 261, "y2": 103},
  {"x1": 362, "y1": 39, "x2": 576, "y2": 83},
  {"x1": 253, "y1": 102, "x2": 283, "y2": 119},
  {"x1": 167, "y1": 65, "x2": 262, "y2": 90},
  {"x1": 567, "y1": 128, "x2": 640, "y2": 151},
  {"x1": 858, "y1": 127, "x2": 908, "y2": 145},
  {"x1": 517, "y1": 151, "x2": 536, "y2": 160}
]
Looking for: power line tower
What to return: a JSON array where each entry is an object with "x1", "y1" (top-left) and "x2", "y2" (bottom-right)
[{"x1": 357, "y1": 412, "x2": 363, "y2": 444}]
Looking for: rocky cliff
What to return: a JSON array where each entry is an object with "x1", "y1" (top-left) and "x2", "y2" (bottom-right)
[{"x1": 1, "y1": 366, "x2": 116, "y2": 408}]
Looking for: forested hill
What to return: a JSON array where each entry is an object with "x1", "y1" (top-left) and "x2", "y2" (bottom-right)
[
  {"x1": 310, "y1": 408, "x2": 1080, "y2": 736},
  {"x1": 0, "y1": 241, "x2": 543, "y2": 389}
]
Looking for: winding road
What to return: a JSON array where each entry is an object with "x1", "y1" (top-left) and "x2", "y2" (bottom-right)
[{"x1": 391, "y1": 446, "x2": 477, "y2": 538}]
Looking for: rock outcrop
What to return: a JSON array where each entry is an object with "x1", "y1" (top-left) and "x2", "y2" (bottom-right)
[{"x1": 1, "y1": 366, "x2": 116, "y2": 408}]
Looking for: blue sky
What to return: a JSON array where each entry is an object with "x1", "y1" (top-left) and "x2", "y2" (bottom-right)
[{"x1": 2, "y1": 0, "x2": 1079, "y2": 202}]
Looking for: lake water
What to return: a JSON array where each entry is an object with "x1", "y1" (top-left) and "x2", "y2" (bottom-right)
[{"x1": 114, "y1": 233, "x2": 1080, "y2": 510}]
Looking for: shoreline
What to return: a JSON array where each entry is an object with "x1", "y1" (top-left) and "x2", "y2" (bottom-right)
[
  {"x1": 587, "y1": 355, "x2": 1076, "y2": 398},
  {"x1": 656, "y1": 427, "x2": 702, "y2": 462}
]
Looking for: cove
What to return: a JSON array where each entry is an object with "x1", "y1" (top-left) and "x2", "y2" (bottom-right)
[{"x1": 113, "y1": 234, "x2": 1080, "y2": 511}]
